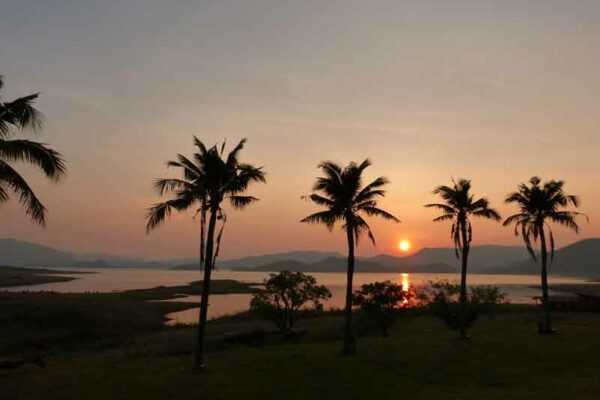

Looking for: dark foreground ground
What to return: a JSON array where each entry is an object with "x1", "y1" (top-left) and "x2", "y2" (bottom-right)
[{"x1": 1, "y1": 271, "x2": 600, "y2": 400}]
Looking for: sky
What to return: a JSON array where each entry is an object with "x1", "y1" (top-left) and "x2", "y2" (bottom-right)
[{"x1": 1, "y1": 0, "x2": 599, "y2": 259}]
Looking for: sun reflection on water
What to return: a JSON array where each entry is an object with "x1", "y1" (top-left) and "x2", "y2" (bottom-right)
[{"x1": 401, "y1": 273, "x2": 410, "y2": 292}]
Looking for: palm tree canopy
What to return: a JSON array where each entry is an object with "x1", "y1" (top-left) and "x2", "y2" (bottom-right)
[
  {"x1": 300, "y1": 159, "x2": 399, "y2": 245},
  {"x1": 425, "y1": 178, "x2": 501, "y2": 257},
  {"x1": 0, "y1": 76, "x2": 66, "y2": 225},
  {"x1": 146, "y1": 137, "x2": 266, "y2": 233},
  {"x1": 503, "y1": 176, "x2": 587, "y2": 261}
]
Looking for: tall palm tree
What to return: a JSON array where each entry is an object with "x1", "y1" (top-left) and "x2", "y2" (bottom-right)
[
  {"x1": 301, "y1": 159, "x2": 399, "y2": 354},
  {"x1": 425, "y1": 178, "x2": 500, "y2": 339},
  {"x1": 146, "y1": 137, "x2": 265, "y2": 369},
  {"x1": 0, "y1": 76, "x2": 66, "y2": 225},
  {"x1": 503, "y1": 176, "x2": 586, "y2": 334}
]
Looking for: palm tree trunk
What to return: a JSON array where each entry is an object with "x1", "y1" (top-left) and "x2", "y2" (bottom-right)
[
  {"x1": 342, "y1": 224, "x2": 356, "y2": 355},
  {"x1": 459, "y1": 223, "x2": 470, "y2": 340},
  {"x1": 538, "y1": 226, "x2": 553, "y2": 334},
  {"x1": 194, "y1": 208, "x2": 218, "y2": 370}
]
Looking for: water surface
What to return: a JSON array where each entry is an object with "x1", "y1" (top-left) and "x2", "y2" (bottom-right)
[{"x1": 5, "y1": 267, "x2": 592, "y2": 324}]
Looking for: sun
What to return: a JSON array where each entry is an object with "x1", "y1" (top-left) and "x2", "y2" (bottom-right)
[{"x1": 399, "y1": 239, "x2": 411, "y2": 252}]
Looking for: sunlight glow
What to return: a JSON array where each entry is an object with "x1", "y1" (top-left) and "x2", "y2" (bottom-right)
[{"x1": 399, "y1": 239, "x2": 411, "y2": 252}]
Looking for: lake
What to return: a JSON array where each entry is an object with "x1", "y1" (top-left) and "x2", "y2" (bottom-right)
[{"x1": 4, "y1": 268, "x2": 593, "y2": 325}]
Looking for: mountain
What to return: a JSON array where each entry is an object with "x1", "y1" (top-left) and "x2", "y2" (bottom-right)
[
  {"x1": 0, "y1": 238, "x2": 76, "y2": 267},
  {"x1": 308, "y1": 256, "x2": 384, "y2": 272},
  {"x1": 242, "y1": 259, "x2": 309, "y2": 272},
  {"x1": 173, "y1": 250, "x2": 342, "y2": 270},
  {"x1": 238, "y1": 255, "x2": 457, "y2": 273},
  {"x1": 0, "y1": 238, "x2": 170, "y2": 269},
  {"x1": 370, "y1": 245, "x2": 527, "y2": 272},
  {"x1": 3, "y1": 237, "x2": 598, "y2": 277},
  {"x1": 496, "y1": 238, "x2": 600, "y2": 277}
]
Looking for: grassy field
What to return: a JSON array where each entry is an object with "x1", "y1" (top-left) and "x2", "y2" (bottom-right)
[
  {"x1": 2, "y1": 292, "x2": 600, "y2": 399},
  {"x1": 2, "y1": 268, "x2": 599, "y2": 399},
  {"x1": 0, "y1": 275, "x2": 258, "y2": 356},
  {"x1": 0, "y1": 265, "x2": 89, "y2": 287}
]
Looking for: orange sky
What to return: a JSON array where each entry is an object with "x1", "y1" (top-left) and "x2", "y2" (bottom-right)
[{"x1": 2, "y1": 1, "x2": 599, "y2": 259}]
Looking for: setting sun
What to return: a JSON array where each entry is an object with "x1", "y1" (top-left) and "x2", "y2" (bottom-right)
[{"x1": 399, "y1": 239, "x2": 411, "y2": 252}]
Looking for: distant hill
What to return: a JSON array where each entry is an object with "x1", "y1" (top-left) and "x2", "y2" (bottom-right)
[
  {"x1": 3, "y1": 237, "x2": 598, "y2": 278},
  {"x1": 0, "y1": 239, "x2": 170, "y2": 269},
  {"x1": 242, "y1": 259, "x2": 309, "y2": 272},
  {"x1": 234, "y1": 255, "x2": 457, "y2": 273},
  {"x1": 495, "y1": 238, "x2": 600, "y2": 277},
  {"x1": 308, "y1": 256, "x2": 384, "y2": 272},
  {"x1": 230, "y1": 243, "x2": 597, "y2": 275},
  {"x1": 0, "y1": 239, "x2": 76, "y2": 267},
  {"x1": 173, "y1": 250, "x2": 342, "y2": 270},
  {"x1": 370, "y1": 245, "x2": 527, "y2": 272}
]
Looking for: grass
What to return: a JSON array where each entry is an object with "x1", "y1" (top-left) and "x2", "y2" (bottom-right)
[
  {"x1": 0, "y1": 276, "x2": 258, "y2": 356},
  {"x1": 2, "y1": 270, "x2": 599, "y2": 399},
  {"x1": 2, "y1": 302, "x2": 600, "y2": 399},
  {"x1": 0, "y1": 265, "x2": 89, "y2": 287}
]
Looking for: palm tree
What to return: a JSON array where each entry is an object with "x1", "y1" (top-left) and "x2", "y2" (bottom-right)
[
  {"x1": 425, "y1": 178, "x2": 500, "y2": 339},
  {"x1": 503, "y1": 177, "x2": 586, "y2": 334},
  {"x1": 301, "y1": 160, "x2": 399, "y2": 354},
  {"x1": 0, "y1": 76, "x2": 66, "y2": 225},
  {"x1": 146, "y1": 137, "x2": 265, "y2": 369}
]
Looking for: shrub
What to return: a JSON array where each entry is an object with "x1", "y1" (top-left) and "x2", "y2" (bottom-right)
[
  {"x1": 352, "y1": 281, "x2": 415, "y2": 337},
  {"x1": 421, "y1": 280, "x2": 507, "y2": 330},
  {"x1": 250, "y1": 271, "x2": 331, "y2": 333}
]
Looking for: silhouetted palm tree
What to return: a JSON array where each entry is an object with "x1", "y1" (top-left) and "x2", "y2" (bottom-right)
[
  {"x1": 0, "y1": 76, "x2": 66, "y2": 225},
  {"x1": 146, "y1": 137, "x2": 265, "y2": 369},
  {"x1": 425, "y1": 178, "x2": 500, "y2": 339},
  {"x1": 503, "y1": 177, "x2": 586, "y2": 334},
  {"x1": 301, "y1": 160, "x2": 399, "y2": 354}
]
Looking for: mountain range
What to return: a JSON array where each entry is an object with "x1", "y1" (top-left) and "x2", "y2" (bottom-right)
[
  {"x1": 0, "y1": 239, "x2": 188, "y2": 269},
  {"x1": 217, "y1": 245, "x2": 529, "y2": 274},
  {"x1": 1, "y1": 238, "x2": 599, "y2": 277},
  {"x1": 492, "y1": 238, "x2": 600, "y2": 277}
]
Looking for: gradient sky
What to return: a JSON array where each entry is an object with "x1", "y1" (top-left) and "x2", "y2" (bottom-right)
[{"x1": 2, "y1": 0, "x2": 599, "y2": 259}]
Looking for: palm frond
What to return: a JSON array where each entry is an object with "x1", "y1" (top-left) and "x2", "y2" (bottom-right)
[
  {"x1": 0, "y1": 139, "x2": 66, "y2": 180},
  {"x1": 229, "y1": 195, "x2": 259, "y2": 209},
  {"x1": 471, "y1": 208, "x2": 501, "y2": 221},
  {"x1": 306, "y1": 193, "x2": 334, "y2": 207},
  {"x1": 354, "y1": 215, "x2": 376, "y2": 246},
  {"x1": 145, "y1": 194, "x2": 197, "y2": 232},
  {"x1": 424, "y1": 203, "x2": 455, "y2": 214},
  {"x1": 0, "y1": 93, "x2": 44, "y2": 136},
  {"x1": 166, "y1": 154, "x2": 201, "y2": 181},
  {"x1": 0, "y1": 161, "x2": 46, "y2": 225},
  {"x1": 361, "y1": 206, "x2": 400, "y2": 223},
  {"x1": 300, "y1": 210, "x2": 338, "y2": 230},
  {"x1": 226, "y1": 138, "x2": 247, "y2": 167},
  {"x1": 153, "y1": 178, "x2": 192, "y2": 195},
  {"x1": 433, "y1": 213, "x2": 454, "y2": 222}
]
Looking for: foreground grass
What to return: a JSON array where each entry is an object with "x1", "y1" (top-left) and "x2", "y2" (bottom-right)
[
  {"x1": 0, "y1": 279, "x2": 257, "y2": 356},
  {"x1": 2, "y1": 308, "x2": 600, "y2": 400}
]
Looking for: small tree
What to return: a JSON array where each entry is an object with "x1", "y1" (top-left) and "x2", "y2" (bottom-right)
[
  {"x1": 423, "y1": 280, "x2": 506, "y2": 330},
  {"x1": 352, "y1": 281, "x2": 414, "y2": 337},
  {"x1": 250, "y1": 271, "x2": 331, "y2": 333}
]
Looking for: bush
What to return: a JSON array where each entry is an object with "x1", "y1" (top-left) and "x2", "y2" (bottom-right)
[
  {"x1": 421, "y1": 280, "x2": 507, "y2": 330},
  {"x1": 352, "y1": 281, "x2": 416, "y2": 337},
  {"x1": 250, "y1": 271, "x2": 331, "y2": 333}
]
